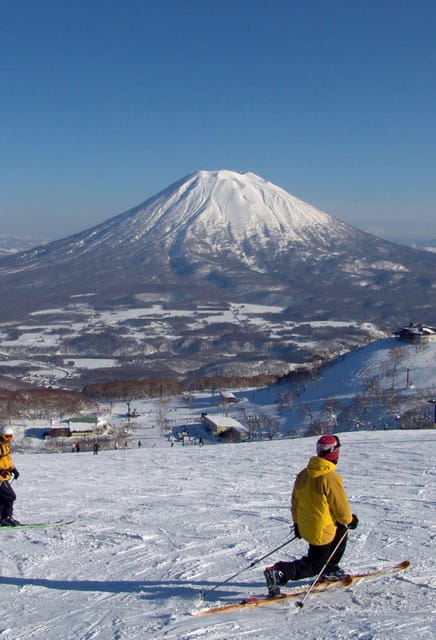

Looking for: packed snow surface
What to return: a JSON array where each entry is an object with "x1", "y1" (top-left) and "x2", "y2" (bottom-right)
[{"x1": 0, "y1": 430, "x2": 434, "y2": 639}]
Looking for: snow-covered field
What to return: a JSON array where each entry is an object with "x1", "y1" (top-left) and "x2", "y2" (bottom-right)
[
  {"x1": 1, "y1": 429, "x2": 434, "y2": 640},
  {"x1": 0, "y1": 298, "x2": 385, "y2": 385}
]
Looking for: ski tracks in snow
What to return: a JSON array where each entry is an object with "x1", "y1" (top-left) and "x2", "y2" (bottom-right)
[{"x1": 0, "y1": 432, "x2": 434, "y2": 639}]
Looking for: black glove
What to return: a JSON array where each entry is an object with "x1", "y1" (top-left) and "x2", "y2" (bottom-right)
[
  {"x1": 11, "y1": 468, "x2": 20, "y2": 480},
  {"x1": 293, "y1": 523, "x2": 302, "y2": 538},
  {"x1": 348, "y1": 513, "x2": 358, "y2": 529}
]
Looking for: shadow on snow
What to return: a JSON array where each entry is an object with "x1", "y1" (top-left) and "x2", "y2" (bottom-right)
[{"x1": 0, "y1": 576, "x2": 264, "y2": 600}]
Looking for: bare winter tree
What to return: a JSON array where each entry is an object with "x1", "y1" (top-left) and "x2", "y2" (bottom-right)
[{"x1": 322, "y1": 398, "x2": 343, "y2": 428}]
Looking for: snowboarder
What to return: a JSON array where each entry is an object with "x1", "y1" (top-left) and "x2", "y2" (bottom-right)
[
  {"x1": 0, "y1": 426, "x2": 21, "y2": 526},
  {"x1": 264, "y1": 434, "x2": 358, "y2": 597}
]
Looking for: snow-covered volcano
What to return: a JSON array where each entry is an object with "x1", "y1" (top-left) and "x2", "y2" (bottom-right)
[
  {"x1": 115, "y1": 169, "x2": 355, "y2": 260},
  {"x1": 1, "y1": 170, "x2": 357, "y2": 275},
  {"x1": 1, "y1": 169, "x2": 433, "y2": 304},
  {"x1": 0, "y1": 170, "x2": 434, "y2": 379}
]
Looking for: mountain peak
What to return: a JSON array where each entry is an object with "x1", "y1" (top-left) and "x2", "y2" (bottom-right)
[{"x1": 121, "y1": 168, "x2": 352, "y2": 259}]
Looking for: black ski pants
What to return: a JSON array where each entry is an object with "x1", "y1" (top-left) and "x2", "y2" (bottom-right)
[
  {"x1": 0, "y1": 480, "x2": 16, "y2": 519},
  {"x1": 276, "y1": 524, "x2": 349, "y2": 583}
]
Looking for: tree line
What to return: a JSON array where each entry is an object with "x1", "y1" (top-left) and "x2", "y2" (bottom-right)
[
  {"x1": 0, "y1": 388, "x2": 91, "y2": 420},
  {"x1": 0, "y1": 372, "x2": 285, "y2": 419},
  {"x1": 81, "y1": 373, "x2": 280, "y2": 401}
]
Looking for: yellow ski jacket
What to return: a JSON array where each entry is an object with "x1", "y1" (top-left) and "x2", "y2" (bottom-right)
[
  {"x1": 291, "y1": 456, "x2": 352, "y2": 546},
  {"x1": 0, "y1": 439, "x2": 14, "y2": 481}
]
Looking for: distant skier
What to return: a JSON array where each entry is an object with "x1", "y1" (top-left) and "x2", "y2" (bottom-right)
[
  {"x1": 264, "y1": 434, "x2": 358, "y2": 597},
  {"x1": 93, "y1": 442, "x2": 100, "y2": 455},
  {"x1": 0, "y1": 426, "x2": 21, "y2": 526}
]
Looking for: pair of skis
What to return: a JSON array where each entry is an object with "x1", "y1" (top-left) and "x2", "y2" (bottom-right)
[
  {"x1": 193, "y1": 560, "x2": 410, "y2": 616},
  {"x1": 0, "y1": 518, "x2": 74, "y2": 530}
]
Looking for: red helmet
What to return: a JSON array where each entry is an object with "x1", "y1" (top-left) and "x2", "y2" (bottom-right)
[{"x1": 316, "y1": 434, "x2": 341, "y2": 463}]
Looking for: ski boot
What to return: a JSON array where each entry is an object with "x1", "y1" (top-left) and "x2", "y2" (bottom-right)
[
  {"x1": 320, "y1": 565, "x2": 347, "y2": 582},
  {"x1": 0, "y1": 516, "x2": 21, "y2": 527},
  {"x1": 264, "y1": 564, "x2": 285, "y2": 598}
]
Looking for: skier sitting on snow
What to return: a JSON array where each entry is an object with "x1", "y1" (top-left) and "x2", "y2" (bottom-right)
[
  {"x1": 264, "y1": 434, "x2": 358, "y2": 597},
  {"x1": 0, "y1": 426, "x2": 21, "y2": 526}
]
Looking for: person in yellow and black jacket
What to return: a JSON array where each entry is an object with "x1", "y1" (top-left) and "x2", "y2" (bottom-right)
[
  {"x1": 0, "y1": 426, "x2": 21, "y2": 526},
  {"x1": 264, "y1": 434, "x2": 358, "y2": 597}
]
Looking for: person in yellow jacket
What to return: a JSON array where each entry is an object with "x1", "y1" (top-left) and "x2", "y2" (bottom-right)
[
  {"x1": 264, "y1": 434, "x2": 358, "y2": 597},
  {"x1": 0, "y1": 426, "x2": 21, "y2": 526}
]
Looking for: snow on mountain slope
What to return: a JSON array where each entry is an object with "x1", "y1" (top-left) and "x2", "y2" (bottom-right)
[
  {"x1": 0, "y1": 430, "x2": 434, "y2": 640},
  {"x1": 143, "y1": 169, "x2": 352, "y2": 250},
  {"x1": 294, "y1": 337, "x2": 436, "y2": 402},
  {"x1": 2, "y1": 170, "x2": 356, "y2": 268},
  {"x1": 230, "y1": 336, "x2": 436, "y2": 434}
]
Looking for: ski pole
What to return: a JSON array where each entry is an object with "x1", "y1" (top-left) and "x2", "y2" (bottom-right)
[
  {"x1": 200, "y1": 535, "x2": 297, "y2": 599},
  {"x1": 295, "y1": 526, "x2": 350, "y2": 610}
]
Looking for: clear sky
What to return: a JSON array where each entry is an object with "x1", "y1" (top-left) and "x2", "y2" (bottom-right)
[{"x1": 1, "y1": 0, "x2": 435, "y2": 244}]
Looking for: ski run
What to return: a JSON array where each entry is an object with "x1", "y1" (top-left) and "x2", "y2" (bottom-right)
[{"x1": 0, "y1": 430, "x2": 434, "y2": 639}]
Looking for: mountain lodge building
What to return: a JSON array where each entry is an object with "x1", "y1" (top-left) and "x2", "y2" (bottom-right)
[{"x1": 394, "y1": 323, "x2": 436, "y2": 343}]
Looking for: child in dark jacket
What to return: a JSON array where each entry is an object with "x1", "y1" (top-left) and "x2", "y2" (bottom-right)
[{"x1": 0, "y1": 426, "x2": 21, "y2": 526}]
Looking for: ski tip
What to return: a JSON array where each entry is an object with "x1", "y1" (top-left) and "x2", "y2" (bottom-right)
[
  {"x1": 1, "y1": 518, "x2": 75, "y2": 529},
  {"x1": 397, "y1": 560, "x2": 411, "y2": 570}
]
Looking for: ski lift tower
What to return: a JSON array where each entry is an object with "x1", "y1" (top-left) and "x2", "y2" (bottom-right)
[{"x1": 427, "y1": 399, "x2": 436, "y2": 425}]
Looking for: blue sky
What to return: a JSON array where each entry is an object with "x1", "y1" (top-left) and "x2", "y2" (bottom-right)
[{"x1": 1, "y1": 0, "x2": 435, "y2": 243}]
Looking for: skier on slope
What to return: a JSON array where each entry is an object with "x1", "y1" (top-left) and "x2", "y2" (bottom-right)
[
  {"x1": 264, "y1": 434, "x2": 358, "y2": 597},
  {"x1": 0, "y1": 426, "x2": 21, "y2": 526}
]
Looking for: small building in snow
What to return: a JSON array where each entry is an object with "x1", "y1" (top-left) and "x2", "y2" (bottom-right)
[
  {"x1": 202, "y1": 414, "x2": 249, "y2": 442},
  {"x1": 394, "y1": 323, "x2": 436, "y2": 344},
  {"x1": 47, "y1": 416, "x2": 111, "y2": 439},
  {"x1": 219, "y1": 391, "x2": 239, "y2": 403}
]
